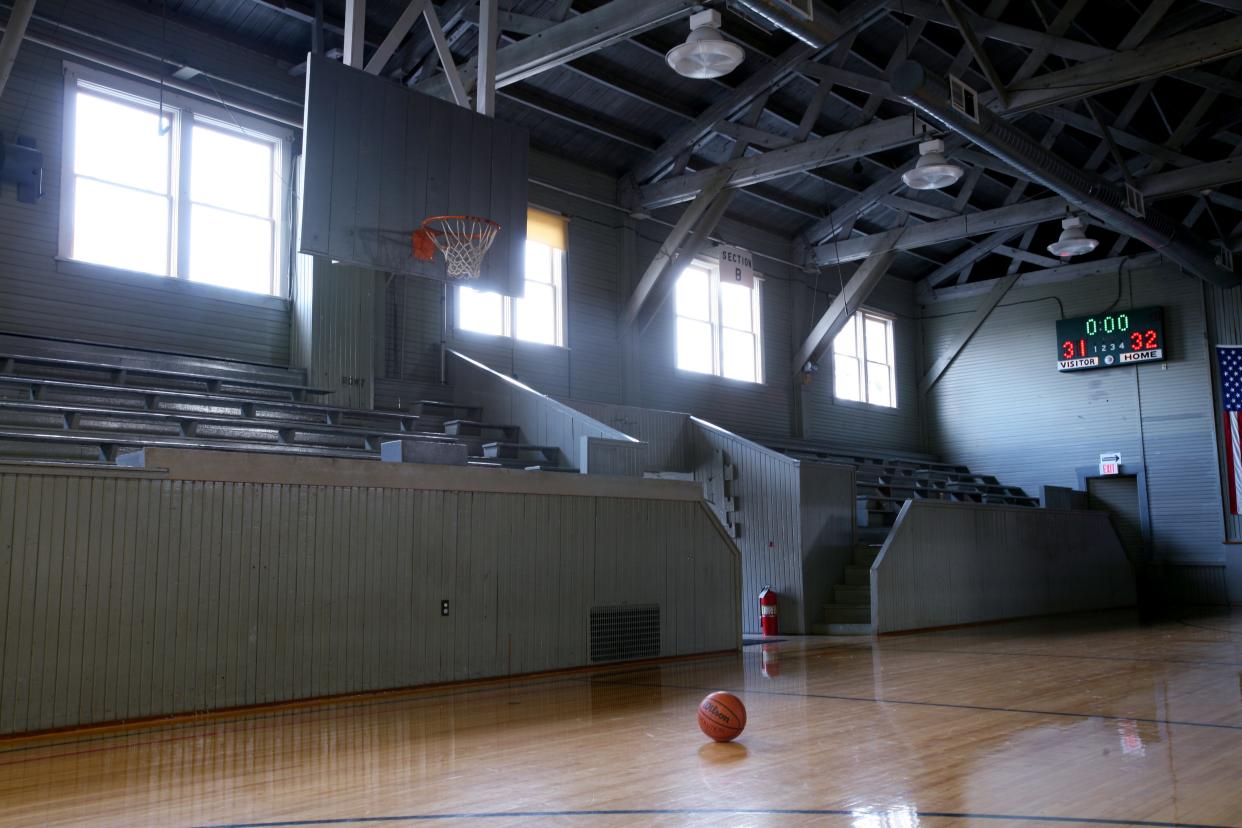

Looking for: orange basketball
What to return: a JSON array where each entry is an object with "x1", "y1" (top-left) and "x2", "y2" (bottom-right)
[{"x1": 697, "y1": 691, "x2": 746, "y2": 742}]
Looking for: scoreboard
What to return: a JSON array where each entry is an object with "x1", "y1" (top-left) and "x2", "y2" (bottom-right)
[{"x1": 1055, "y1": 307, "x2": 1165, "y2": 372}]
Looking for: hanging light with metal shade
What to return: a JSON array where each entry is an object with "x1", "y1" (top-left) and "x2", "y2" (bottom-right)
[
  {"x1": 666, "y1": 10, "x2": 745, "y2": 79},
  {"x1": 902, "y1": 138, "x2": 964, "y2": 190},
  {"x1": 1047, "y1": 216, "x2": 1099, "y2": 258}
]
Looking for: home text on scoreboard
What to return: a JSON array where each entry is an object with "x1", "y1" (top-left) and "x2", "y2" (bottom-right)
[{"x1": 1055, "y1": 307, "x2": 1165, "y2": 372}]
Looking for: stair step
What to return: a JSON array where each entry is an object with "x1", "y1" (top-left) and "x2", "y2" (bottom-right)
[
  {"x1": 824, "y1": 603, "x2": 870, "y2": 625},
  {"x1": 811, "y1": 622, "x2": 875, "y2": 636},
  {"x1": 858, "y1": 527, "x2": 889, "y2": 543},
  {"x1": 833, "y1": 584, "x2": 870, "y2": 606},
  {"x1": 853, "y1": 545, "x2": 883, "y2": 566},
  {"x1": 843, "y1": 565, "x2": 871, "y2": 586}
]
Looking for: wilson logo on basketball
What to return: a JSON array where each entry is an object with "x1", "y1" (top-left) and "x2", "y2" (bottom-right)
[{"x1": 697, "y1": 691, "x2": 747, "y2": 743}]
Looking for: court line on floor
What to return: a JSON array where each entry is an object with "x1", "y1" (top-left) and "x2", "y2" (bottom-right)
[
  {"x1": 0, "y1": 673, "x2": 595, "y2": 757},
  {"x1": 1178, "y1": 620, "x2": 1242, "y2": 636},
  {"x1": 192, "y1": 807, "x2": 1230, "y2": 827},
  {"x1": 866, "y1": 643, "x2": 1242, "y2": 670},
  {"x1": 592, "y1": 673, "x2": 1242, "y2": 733},
  {"x1": 0, "y1": 731, "x2": 214, "y2": 767},
  {"x1": 771, "y1": 636, "x2": 1242, "y2": 670},
  {"x1": 0, "y1": 662, "x2": 680, "y2": 759}
]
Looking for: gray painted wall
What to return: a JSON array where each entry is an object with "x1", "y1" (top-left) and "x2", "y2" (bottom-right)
[
  {"x1": 923, "y1": 262, "x2": 1231, "y2": 603},
  {"x1": 0, "y1": 457, "x2": 740, "y2": 735},
  {"x1": 0, "y1": 20, "x2": 293, "y2": 366},
  {"x1": 804, "y1": 277, "x2": 926, "y2": 454},
  {"x1": 872, "y1": 500, "x2": 1137, "y2": 633}
]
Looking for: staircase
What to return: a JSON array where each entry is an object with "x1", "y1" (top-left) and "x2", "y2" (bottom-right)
[
  {"x1": 767, "y1": 440, "x2": 1042, "y2": 636},
  {"x1": 0, "y1": 337, "x2": 575, "y2": 471},
  {"x1": 813, "y1": 527, "x2": 885, "y2": 634}
]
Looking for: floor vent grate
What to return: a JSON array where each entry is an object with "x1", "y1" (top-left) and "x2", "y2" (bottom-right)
[{"x1": 590, "y1": 604, "x2": 660, "y2": 663}]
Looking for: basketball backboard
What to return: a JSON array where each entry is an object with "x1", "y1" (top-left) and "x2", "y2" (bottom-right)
[{"x1": 299, "y1": 54, "x2": 529, "y2": 297}]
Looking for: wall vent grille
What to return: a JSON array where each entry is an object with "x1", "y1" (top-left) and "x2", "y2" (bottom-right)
[{"x1": 590, "y1": 604, "x2": 661, "y2": 663}]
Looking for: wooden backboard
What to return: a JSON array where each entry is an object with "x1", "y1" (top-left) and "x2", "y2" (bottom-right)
[{"x1": 300, "y1": 54, "x2": 528, "y2": 296}]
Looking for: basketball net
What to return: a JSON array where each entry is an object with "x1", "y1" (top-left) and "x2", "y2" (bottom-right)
[{"x1": 412, "y1": 215, "x2": 501, "y2": 280}]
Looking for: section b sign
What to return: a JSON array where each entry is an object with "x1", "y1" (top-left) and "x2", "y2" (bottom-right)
[{"x1": 718, "y1": 246, "x2": 754, "y2": 289}]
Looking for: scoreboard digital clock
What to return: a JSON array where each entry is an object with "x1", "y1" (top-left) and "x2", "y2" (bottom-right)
[{"x1": 1055, "y1": 307, "x2": 1165, "y2": 372}]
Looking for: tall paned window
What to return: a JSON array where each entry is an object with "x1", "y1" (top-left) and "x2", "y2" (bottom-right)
[
  {"x1": 832, "y1": 310, "x2": 896, "y2": 407},
  {"x1": 456, "y1": 207, "x2": 567, "y2": 345},
  {"x1": 61, "y1": 65, "x2": 290, "y2": 296},
  {"x1": 674, "y1": 258, "x2": 763, "y2": 383}
]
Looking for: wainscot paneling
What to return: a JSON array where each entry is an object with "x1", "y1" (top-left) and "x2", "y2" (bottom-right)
[
  {"x1": 0, "y1": 450, "x2": 740, "y2": 735},
  {"x1": 872, "y1": 500, "x2": 1136, "y2": 633}
]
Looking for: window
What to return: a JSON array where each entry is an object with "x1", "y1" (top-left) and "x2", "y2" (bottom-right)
[
  {"x1": 61, "y1": 65, "x2": 290, "y2": 296},
  {"x1": 833, "y1": 311, "x2": 896, "y2": 408},
  {"x1": 674, "y1": 258, "x2": 763, "y2": 383},
  {"x1": 456, "y1": 207, "x2": 567, "y2": 345}
]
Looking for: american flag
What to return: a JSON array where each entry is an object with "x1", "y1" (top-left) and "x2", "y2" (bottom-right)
[{"x1": 1218, "y1": 346, "x2": 1242, "y2": 514}]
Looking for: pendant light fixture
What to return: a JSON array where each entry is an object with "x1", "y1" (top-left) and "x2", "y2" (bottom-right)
[
  {"x1": 1047, "y1": 216, "x2": 1099, "y2": 258},
  {"x1": 666, "y1": 10, "x2": 745, "y2": 79},
  {"x1": 901, "y1": 138, "x2": 964, "y2": 190}
]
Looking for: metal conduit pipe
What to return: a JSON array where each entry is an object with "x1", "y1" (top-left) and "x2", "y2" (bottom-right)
[
  {"x1": 0, "y1": 19, "x2": 302, "y2": 127},
  {"x1": 890, "y1": 60, "x2": 1238, "y2": 289}
]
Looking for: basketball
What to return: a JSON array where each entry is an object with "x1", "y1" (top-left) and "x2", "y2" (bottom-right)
[{"x1": 697, "y1": 691, "x2": 747, "y2": 742}]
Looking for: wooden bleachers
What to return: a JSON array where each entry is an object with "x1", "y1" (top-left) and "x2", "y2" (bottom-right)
[
  {"x1": 765, "y1": 440, "x2": 1041, "y2": 519},
  {"x1": 0, "y1": 338, "x2": 574, "y2": 471}
]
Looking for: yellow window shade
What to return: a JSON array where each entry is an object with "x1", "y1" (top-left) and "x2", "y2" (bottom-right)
[{"x1": 527, "y1": 207, "x2": 568, "y2": 250}]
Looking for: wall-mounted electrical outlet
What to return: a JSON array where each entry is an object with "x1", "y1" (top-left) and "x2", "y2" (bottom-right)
[{"x1": 440, "y1": 600, "x2": 450, "y2": 616}]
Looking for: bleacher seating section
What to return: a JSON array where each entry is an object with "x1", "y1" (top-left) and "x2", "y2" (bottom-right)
[
  {"x1": 765, "y1": 438, "x2": 1041, "y2": 634},
  {"x1": 0, "y1": 337, "x2": 574, "y2": 472}
]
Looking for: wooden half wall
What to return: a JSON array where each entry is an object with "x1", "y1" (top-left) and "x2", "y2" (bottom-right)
[
  {"x1": 448, "y1": 350, "x2": 644, "y2": 472},
  {"x1": 872, "y1": 500, "x2": 1137, "y2": 633},
  {"x1": 552, "y1": 395, "x2": 859, "y2": 635},
  {"x1": 0, "y1": 449, "x2": 740, "y2": 736},
  {"x1": 687, "y1": 419, "x2": 855, "y2": 635}
]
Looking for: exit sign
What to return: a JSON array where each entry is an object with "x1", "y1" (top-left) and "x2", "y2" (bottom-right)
[{"x1": 1099, "y1": 452, "x2": 1120, "y2": 476}]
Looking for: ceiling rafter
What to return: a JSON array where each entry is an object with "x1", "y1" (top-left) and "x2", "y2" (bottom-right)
[{"x1": 143, "y1": 0, "x2": 1242, "y2": 293}]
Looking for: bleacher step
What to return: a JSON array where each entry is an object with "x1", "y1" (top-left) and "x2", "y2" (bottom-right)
[
  {"x1": 482, "y1": 441, "x2": 561, "y2": 462},
  {"x1": 811, "y1": 622, "x2": 875, "y2": 636},
  {"x1": 443, "y1": 419, "x2": 519, "y2": 440},
  {"x1": 409, "y1": 400, "x2": 482, "y2": 419},
  {"x1": 853, "y1": 544, "x2": 883, "y2": 566},
  {"x1": 824, "y1": 604, "x2": 871, "y2": 625},
  {"x1": 833, "y1": 585, "x2": 870, "y2": 606},
  {"x1": 843, "y1": 565, "x2": 871, "y2": 586}
]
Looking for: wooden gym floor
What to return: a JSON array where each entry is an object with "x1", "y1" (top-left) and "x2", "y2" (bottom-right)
[{"x1": 2, "y1": 609, "x2": 1241, "y2": 827}]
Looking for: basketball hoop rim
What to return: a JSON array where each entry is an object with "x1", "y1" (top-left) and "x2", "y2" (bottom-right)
[{"x1": 418, "y1": 214, "x2": 502, "y2": 239}]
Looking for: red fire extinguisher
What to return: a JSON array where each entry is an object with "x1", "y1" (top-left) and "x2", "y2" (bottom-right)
[{"x1": 759, "y1": 586, "x2": 778, "y2": 636}]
